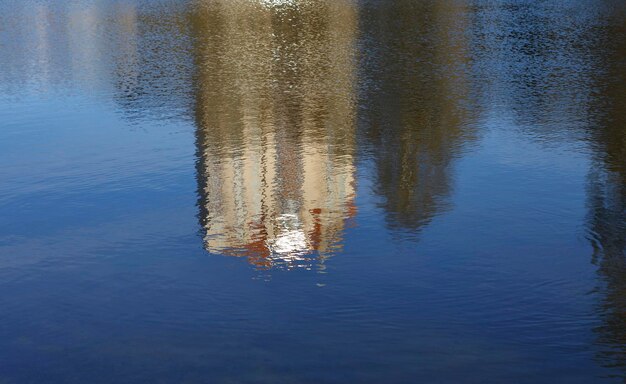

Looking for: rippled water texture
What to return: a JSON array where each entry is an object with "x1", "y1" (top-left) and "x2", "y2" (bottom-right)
[{"x1": 1, "y1": 0, "x2": 625, "y2": 382}]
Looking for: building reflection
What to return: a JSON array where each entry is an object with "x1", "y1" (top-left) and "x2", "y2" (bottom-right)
[
  {"x1": 191, "y1": 0, "x2": 358, "y2": 269},
  {"x1": 0, "y1": 1, "x2": 137, "y2": 94},
  {"x1": 0, "y1": 0, "x2": 194, "y2": 121},
  {"x1": 110, "y1": 3, "x2": 195, "y2": 122},
  {"x1": 357, "y1": 1, "x2": 475, "y2": 233}
]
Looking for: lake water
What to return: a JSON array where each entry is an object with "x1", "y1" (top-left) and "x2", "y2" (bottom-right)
[{"x1": 0, "y1": 0, "x2": 625, "y2": 382}]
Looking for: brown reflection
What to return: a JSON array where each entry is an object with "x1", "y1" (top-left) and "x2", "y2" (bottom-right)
[
  {"x1": 358, "y1": 1, "x2": 475, "y2": 232},
  {"x1": 191, "y1": 0, "x2": 358, "y2": 269}
]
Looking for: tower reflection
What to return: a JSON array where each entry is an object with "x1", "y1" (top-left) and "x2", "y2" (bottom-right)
[{"x1": 192, "y1": 0, "x2": 358, "y2": 269}]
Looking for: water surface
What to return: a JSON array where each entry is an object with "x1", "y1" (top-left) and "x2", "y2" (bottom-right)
[{"x1": 0, "y1": 0, "x2": 625, "y2": 382}]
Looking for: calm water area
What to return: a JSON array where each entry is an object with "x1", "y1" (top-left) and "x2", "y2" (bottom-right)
[{"x1": 0, "y1": 0, "x2": 625, "y2": 382}]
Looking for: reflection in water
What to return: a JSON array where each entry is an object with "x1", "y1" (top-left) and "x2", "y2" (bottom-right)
[
  {"x1": 4, "y1": 0, "x2": 626, "y2": 381},
  {"x1": 191, "y1": 0, "x2": 358, "y2": 269},
  {"x1": 358, "y1": 1, "x2": 475, "y2": 232},
  {"x1": 468, "y1": 1, "x2": 623, "y2": 145},
  {"x1": 0, "y1": 0, "x2": 194, "y2": 120},
  {"x1": 585, "y1": 20, "x2": 626, "y2": 371},
  {"x1": 0, "y1": 1, "x2": 115, "y2": 92},
  {"x1": 465, "y1": 1, "x2": 626, "y2": 372},
  {"x1": 111, "y1": 3, "x2": 195, "y2": 121}
]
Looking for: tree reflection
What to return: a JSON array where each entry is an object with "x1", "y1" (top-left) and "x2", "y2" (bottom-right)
[
  {"x1": 467, "y1": 1, "x2": 626, "y2": 372},
  {"x1": 585, "y1": 19, "x2": 626, "y2": 372},
  {"x1": 357, "y1": 0, "x2": 476, "y2": 233}
]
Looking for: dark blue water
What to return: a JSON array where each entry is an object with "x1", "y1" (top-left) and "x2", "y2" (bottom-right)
[{"x1": 1, "y1": 0, "x2": 625, "y2": 382}]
